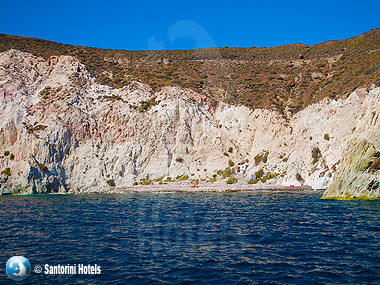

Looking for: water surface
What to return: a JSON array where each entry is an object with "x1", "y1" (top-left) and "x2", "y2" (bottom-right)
[{"x1": 1, "y1": 191, "x2": 379, "y2": 284}]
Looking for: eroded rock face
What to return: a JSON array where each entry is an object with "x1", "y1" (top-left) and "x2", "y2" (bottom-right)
[
  {"x1": 322, "y1": 139, "x2": 380, "y2": 199},
  {"x1": 0, "y1": 49, "x2": 380, "y2": 195},
  {"x1": 322, "y1": 84, "x2": 380, "y2": 200}
]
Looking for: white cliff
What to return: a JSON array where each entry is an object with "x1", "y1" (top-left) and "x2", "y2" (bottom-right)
[
  {"x1": 0, "y1": 49, "x2": 379, "y2": 195},
  {"x1": 322, "y1": 87, "x2": 380, "y2": 199}
]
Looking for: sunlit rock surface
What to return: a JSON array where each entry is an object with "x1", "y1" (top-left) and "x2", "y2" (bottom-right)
[{"x1": 0, "y1": 50, "x2": 379, "y2": 195}]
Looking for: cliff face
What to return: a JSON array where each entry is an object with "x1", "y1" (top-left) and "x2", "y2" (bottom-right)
[
  {"x1": 322, "y1": 139, "x2": 380, "y2": 200},
  {"x1": 0, "y1": 49, "x2": 379, "y2": 195},
  {"x1": 322, "y1": 87, "x2": 380, "y2": 199}
]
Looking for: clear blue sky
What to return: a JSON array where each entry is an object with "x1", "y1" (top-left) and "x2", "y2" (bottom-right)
[{"x1": 1, "y1": 0, "x2": 379, "y2": 51}]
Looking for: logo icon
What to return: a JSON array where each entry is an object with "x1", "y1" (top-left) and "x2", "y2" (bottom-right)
[{"x1": 6, "y1": 256, "x2": 31, "y2": 281}]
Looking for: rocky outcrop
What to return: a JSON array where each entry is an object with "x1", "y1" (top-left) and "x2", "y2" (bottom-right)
[
  {"x1": 322, "y1": 139, "x2": 380, "y2": 200},
  {"x1": 1, "y1": 49, "x2": 380, "y2": 196},
  {"x1": 322, "y1": 82, "x2": 380, "y2": 200}
]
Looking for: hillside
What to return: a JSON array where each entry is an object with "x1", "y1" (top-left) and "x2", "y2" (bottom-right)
[
  {"x1": 1, "y1": 30, "x2": 380, "y2": 199},
  {"x1": 0, "y1": 47, "x2": 380, "y2": 197},
  {"x1": 1, "y1": 28, "x2": 380, "y2": 115}
]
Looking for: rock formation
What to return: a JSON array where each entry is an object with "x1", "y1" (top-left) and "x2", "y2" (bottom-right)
[
  {"x1": 0, "y1": 49, "x2": 379, "y2": 197},
  {"x1": 322, "y1": 139, "x2": 380, "y2": 199},
  {"x1": 322, "y1": 87, "x2": 380, "y2": 199}
]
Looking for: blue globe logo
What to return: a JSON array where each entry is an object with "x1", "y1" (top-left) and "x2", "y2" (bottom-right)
[{"x1": 6, "y1": 256, "x2": 31, "y2": 281}]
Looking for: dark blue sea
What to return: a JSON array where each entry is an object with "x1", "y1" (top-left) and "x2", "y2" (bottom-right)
[{"x1": 1, "y1": 191, "x2": 380, "y2": 284}]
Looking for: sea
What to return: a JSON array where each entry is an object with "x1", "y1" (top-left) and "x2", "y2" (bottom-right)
[{"x1": 1, "y1": 191, "x2": 379, "y2": 284}]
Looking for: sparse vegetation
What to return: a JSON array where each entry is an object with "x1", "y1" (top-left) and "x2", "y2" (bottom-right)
[
  {"x1": 103, "y1": 94, "x2": 122, "y2": 101},
  {"x1": 221, "y1": 168, "x2": 232, "y2": 179},
  {"x1": 177, "y1": 175, "x2": 189, "y2": 181},
  {"x1": 140, "y1": 178, "x2": 153, "y2": 185},
  {"x1": 138, "y1": 98, "x2": 159, "y2": 112},
  {"x1": 26, "y1": 124, "x2": 48, "y2": 134},
  {"x1": 106, "y1": 179, "x2": 115, "y2": 187},
  {"x1": 262, "y1": 152, "x2": 268, "y2": 163},
  {"x1": 252, "y1": 169, "x2": 278, "y2": 183},
  {"x1": 39, "y1": 85, "x2": 63, "y2": 100},
  {"x1": 228, "y1": 159, "x2": 235, "y2": 167},
  {"x1": 208, "y1": 177, "x2": 217, "y2": 183},
  {"x1": 38, "y1": 163, "x2": 47, "y2": 172},
  {"x1": 226, "y1": 177, "x2": 238, "y2": 184},
  {"x1": 255, "y1": 169, "x2": 264, "y2": 179},
  {"x1": 2, "y1": 28, "x2": 379, "y2": 114},
  {"x1": 254, "y1": 151, "x2": 269, "y2": 165},
  {"x1": 312, "y1": 147, "x2": 322, "y2": 164},
  {"x1": 9, "y1": 153, "x2": 14, "y2": 160},
  {"x1": 296, "y1": 173, "x2": 304, "y2": 182},
  {"x1": 1, "y1": 167, "x2": 11, "y2": 176}
]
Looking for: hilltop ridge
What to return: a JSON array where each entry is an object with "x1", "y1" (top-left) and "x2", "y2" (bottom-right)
[{"x1": 1, "y1": 28, "x2": 380, "y2": 114}]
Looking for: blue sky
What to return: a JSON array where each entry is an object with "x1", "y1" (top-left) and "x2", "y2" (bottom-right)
[{"x1": 1, "y1": 0, "x2": 379, "y2": 50}]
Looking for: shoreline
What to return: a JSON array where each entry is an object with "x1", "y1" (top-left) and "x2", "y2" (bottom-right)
[
  {"x1": 1, "y1": 184, "x2": 325, "y2": 196},
  {"x1": 70, "y1": 184, "x2": 322, "y2": 194}
]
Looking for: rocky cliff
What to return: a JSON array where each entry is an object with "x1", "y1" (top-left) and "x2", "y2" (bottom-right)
[
  {"x1": 322, "y1": 86, "x2": 380, "y2": 199},
  {"x1": 322, "y1": 139, "x2": 380, "y2": 200},
  {"x1": 0, "y1": 49, "x2": 379, "y2": 197}
]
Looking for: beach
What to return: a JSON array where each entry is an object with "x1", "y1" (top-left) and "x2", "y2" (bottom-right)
[{"x1": 73, "y1": 183, "x2": 317, "y2": 194}]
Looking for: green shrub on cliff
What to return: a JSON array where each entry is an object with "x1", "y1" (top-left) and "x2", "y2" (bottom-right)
[
  {"x1": 140, "y1": 179, "x2": 152, "y2": 185},
  {"x1": 1, "y1": 167, "x2": 11, "y2": 176},
  {"x1": 312, "y1": 147, "x2": 321, "y2": 164},
  {"x1": 38, "y1": 163, "x2": 48, "y2": 172},
  {"x1": 255, "y1": 169, "x2": 264, "y2": 179},
  {"x1": 222, "y1": 168, "x2": 231, "y2": 179},
  {"x1": 139, "y1": 98, "x2": 159, "y2": 112},
  {"x1": 226, "y1": 177, "x2": 238, "y2": 184},
  {"x1": 208, "y1": 177, "x2": 217, "y2": 183},
  {"x1": 177, "y1": 175, "x2": 189, "y2": 181},
  {"x1": 106, "y1": 179, "x2": 115, "y2": 187},
  {"x1": 254, "y1": 151, "x2": 268, "y2": 165}
]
